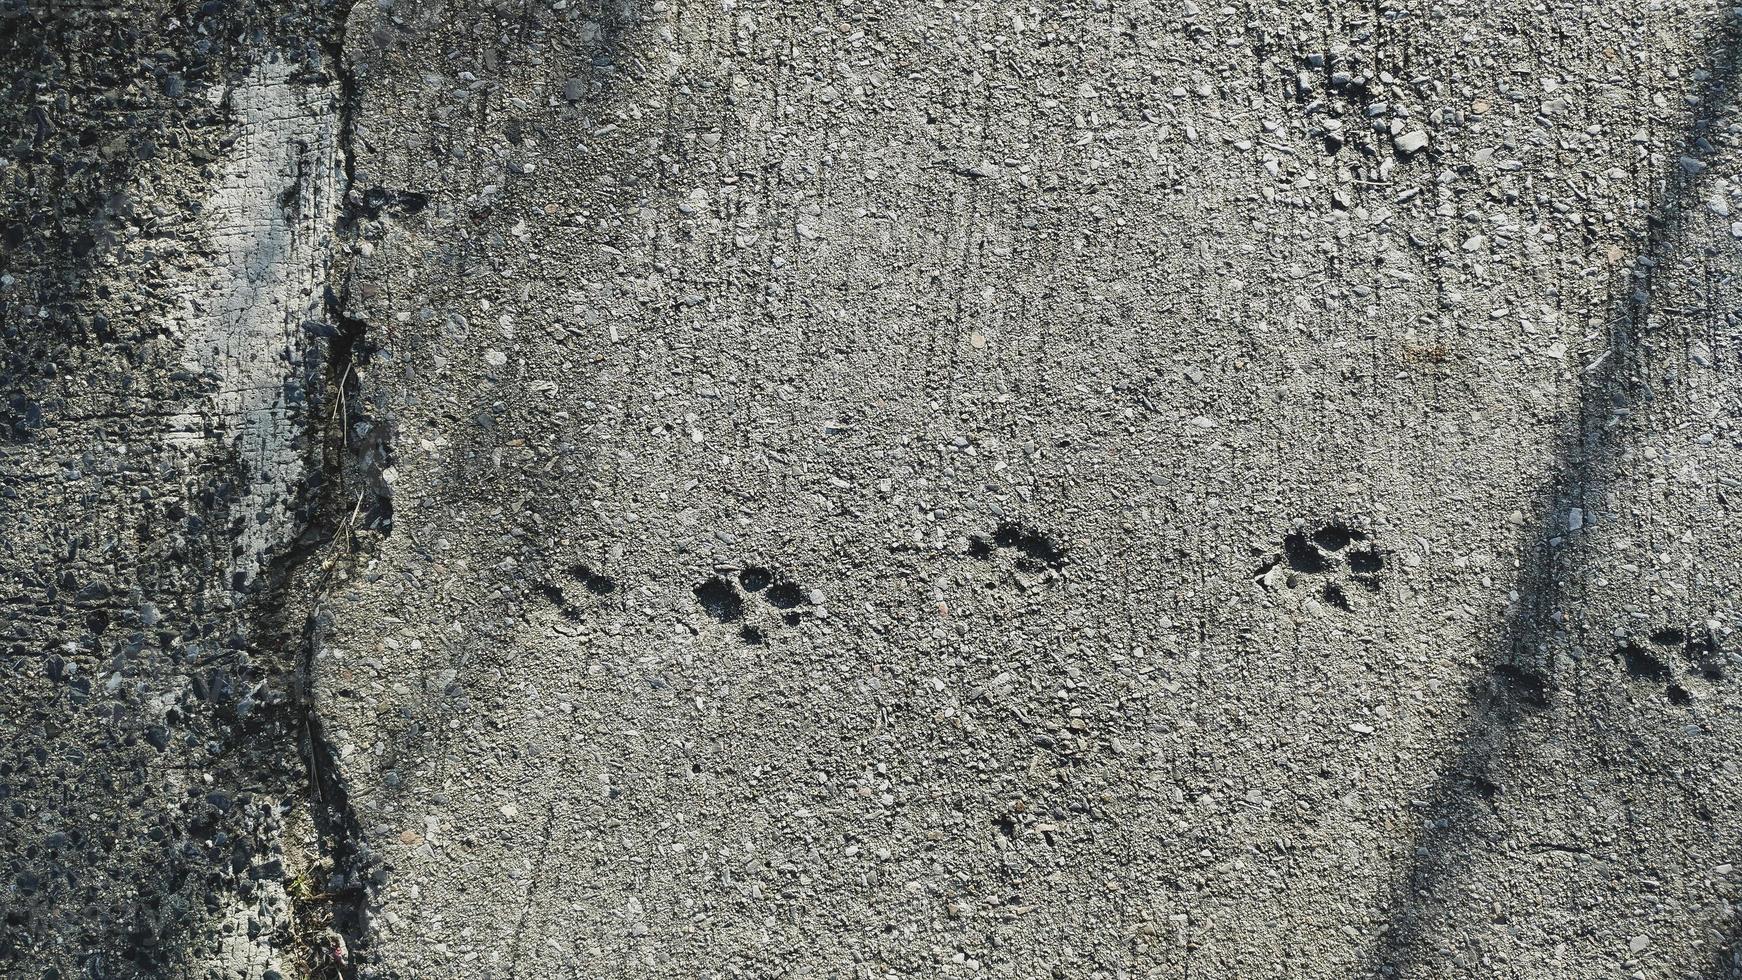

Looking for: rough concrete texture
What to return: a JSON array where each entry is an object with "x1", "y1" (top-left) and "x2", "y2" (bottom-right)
[
  {"x1": 7, "y1": 0, "x2": 1742, "y2": 977},
  {"x1": 0, "y1": 0, "x2": 385, "y2": 976}
]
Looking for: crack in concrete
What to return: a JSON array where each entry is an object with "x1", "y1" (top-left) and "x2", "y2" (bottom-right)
[{"x1": 250, "y1": 3, "x2": 396, "y2": 974}]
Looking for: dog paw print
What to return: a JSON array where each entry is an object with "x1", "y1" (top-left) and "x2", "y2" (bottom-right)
[
  {"x1": 1618, "y1": 625, "x2": 1727, "y2": 706},
  {"x1": 1254, "y1": 520, "x2": 1384, "y2": 610},
  {"x1": 532, "y1": 563, "x2": 618, "y2": 622},
  {"x1": 966, "y1": 521, "x2": 1067, "y2": 585},
  {"x1": 692, "y1": 565, "x2": 818, "y2": 644}
]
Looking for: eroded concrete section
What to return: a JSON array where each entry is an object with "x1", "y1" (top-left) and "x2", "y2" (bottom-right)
[
  {"x1": 167, "y1": 56, "x2": 343, "y2": 588},
  {"x1": 0, "y1": 7, "x2": 353, "y2": 975}
]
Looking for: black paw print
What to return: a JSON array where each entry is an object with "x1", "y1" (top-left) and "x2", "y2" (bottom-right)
[
  {"x1": 693, "y1": 565, "x2": 816, "y2": 644},
  {"x1": 966, "y1": 521, "x2": 1067, "y2": 583},
  {"x1": 1255, "y1": 520, "x2": 1384, "y2": 610},
  {"x1": 1618, "y1": 625, "x2": 1727, "y2": 706},
  {"x1": 532, "y1": 563, "x2": 618, "y2": 621}
]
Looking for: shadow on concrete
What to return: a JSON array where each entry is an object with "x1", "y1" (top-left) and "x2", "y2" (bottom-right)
[
  {"x1": 1367, "y1": 13, "x2": 1742, "y2": 977},
  {"x1": 1709, "y1": 936, "x2": 1742, "y2": 980}
]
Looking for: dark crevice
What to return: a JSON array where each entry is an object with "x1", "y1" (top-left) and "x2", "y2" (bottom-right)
[
  {"x1": 269, "y1": 2, "x2": 381, "y2": 975},
  {"x1": 287, "y1": 615, "x2": 376, "y2": 980},
  {"x1": 323, "y1": 307, "x2": 394, "y2": 540},
  {"x1": 1529, "y1": 843, "x2": 1587, "y2": 856}
]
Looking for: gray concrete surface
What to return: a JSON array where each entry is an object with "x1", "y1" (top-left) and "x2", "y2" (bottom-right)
[{"x1": 6, "y1": 0, "x2": 1742, "y2": 977}]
